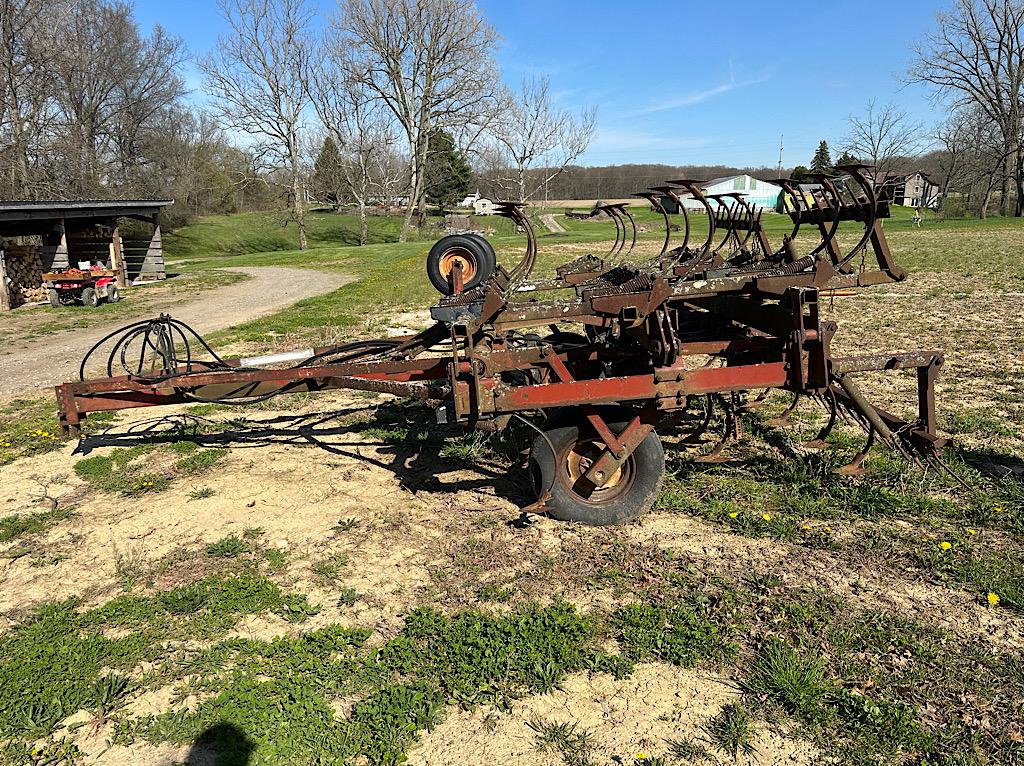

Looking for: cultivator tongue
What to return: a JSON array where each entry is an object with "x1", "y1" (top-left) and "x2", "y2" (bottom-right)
[{"x1": 56, "y1": 163, "x2": 947, "y2": 524}]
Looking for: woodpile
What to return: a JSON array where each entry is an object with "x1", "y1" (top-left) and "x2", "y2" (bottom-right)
[{"x1": 2, "y1": 245, "x2": 47, "y2": 307}]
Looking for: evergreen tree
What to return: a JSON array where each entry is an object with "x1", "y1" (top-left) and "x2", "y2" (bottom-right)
[
  {"x1": 810, "y1": 141, "x2": 832, "y2": 174},
  {"x1": 835, "y1": 151, "x2": 860, "y2": 167},
  {"x1": 790, "y1": 165, "x2": 811, "y2": 183},
  {"x1": 423, "y1": 130, "x2": 473, "y2": 210},
  {"x1": 310, "y1": 136, "x2": 346, "y2": 210}
]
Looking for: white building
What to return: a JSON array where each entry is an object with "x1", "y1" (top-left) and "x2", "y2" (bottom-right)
[
  {"x1": 672, "y1": 175, "x2": 782, "y2": 213},
  {"x1": 473, "y1": 197, "x2": 497, "y2": 216}
]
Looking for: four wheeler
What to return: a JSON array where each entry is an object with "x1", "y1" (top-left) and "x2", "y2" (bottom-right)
[{"x1": 44, "y1": 268, "x2": 121, "y2": 308}]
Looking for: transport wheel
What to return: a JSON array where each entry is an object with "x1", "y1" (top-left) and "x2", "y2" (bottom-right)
[
  {"x1": 80, "y1": 287, "x2": 98, "y2": 308},
  {"x1": 107, "y1": 285, "x2": 120, "y2": 303},
  {"x1": 529, "y1": 417, "x2": 665, "y2": 526},
  {"x1": 48, "y1": 289, "x2": 60, "y2": 308},
  {"x1": 426, "y1": 234, "x2": 496, "y2": 294}
]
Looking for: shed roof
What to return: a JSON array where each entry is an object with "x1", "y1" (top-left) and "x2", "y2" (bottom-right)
[{"x1": 0, "y1": 199, "x2": 172, "y2": 223}]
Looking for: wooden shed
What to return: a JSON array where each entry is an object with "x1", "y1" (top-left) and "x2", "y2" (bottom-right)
[{"x1": 0, "y1": 199, "x2": 171, "y2": 310}]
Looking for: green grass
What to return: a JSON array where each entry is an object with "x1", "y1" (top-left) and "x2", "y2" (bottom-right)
[
  {"x1": 0, "y1": 507, "x2": 76, "y2": 543},
  {"x1": 0, "y1": 398, "x2": 116, "y2": 466},
  {"x1": 703, "y1": 702, "x2": 755, "y2": 759},
  {"x1": 73, "y1": 442, "x2": 227, "y2": 497}
]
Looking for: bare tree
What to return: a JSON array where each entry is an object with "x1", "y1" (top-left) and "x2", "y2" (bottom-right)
[
  {"x1": 910, "y1": 0, "x2": 1024, "y2": 215},
  {"x1": 842, "y1": 99, "x2": 924, "y2": 180},
  {"x1": 338, "y1": 0, "x2": 500, "y2": 241},
  {"x1": 488, "y1": 76, "x2": 596, "y2": 202},
  {"x1": 0, "y1": 0, "x2": 73, "y2": 197},
  {"x1": 307, "y1": 48, "x2": 401, "y2": 245},
  {"x1": 201, "y1": 0, "x2": 314, "y2": 249}
]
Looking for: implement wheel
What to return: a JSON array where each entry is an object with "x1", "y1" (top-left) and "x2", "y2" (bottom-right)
[
  {"x1": 529, "y1": 417, "x2": 664, "y2": 526},
  {"x1": 426, "y1": 234, "x2": 496, "y2": 294}
]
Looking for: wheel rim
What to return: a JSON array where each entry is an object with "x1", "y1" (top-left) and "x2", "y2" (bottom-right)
[
  {"x1": 438, "y1": 247, "x2": 478, "y2": 283},
  {"x1": 560, "y1": 438, "x2": 635, "y2": 504}
]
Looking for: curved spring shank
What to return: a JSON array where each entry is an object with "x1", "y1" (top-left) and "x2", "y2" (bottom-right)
[
  {"x1": 599, "y1": 204, "x2": 623, "y2": 257},
  {"x1": 771, "y1": 178, "x2": 806, "y2": 248},
  {"x1": 614, "y1": 204, "x2": 638, "y2": 255},
  {"x1": 806, "y1": 175, "x2": 844, "y2": 260},
  {"x1": 634, "y1": 192, "x2": 672, "y2": 257},
  {"x1": 670, "y1": 180, "x2": 715, "y2": 254},
  {"x1": 650, "y1": 186, "x2": 691, "y2": 256},
  {"x1": 498, "y1": 202, "x2": 538, "y2": 289},
  {"x1": 724, "y1": 193, "x2": 757, "y2": 255},
  {"x1": 707, "y1": 195, "x2": 740, "y2": 256},
  {"x1": 834, "y1": 164, "x2": 879, "y2": 269}
]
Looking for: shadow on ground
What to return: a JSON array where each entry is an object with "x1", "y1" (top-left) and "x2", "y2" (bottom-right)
[
  {"x1": 184, "y1": 723, "x2": 253, "y2": 766},
  {"x1": 76, "y1": 401, "x2": 536, "y2": 508}
]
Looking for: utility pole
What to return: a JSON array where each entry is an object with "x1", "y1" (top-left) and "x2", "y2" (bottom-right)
[{"x1": 777, "y1": 134, "x2": 784, "y2": 176}]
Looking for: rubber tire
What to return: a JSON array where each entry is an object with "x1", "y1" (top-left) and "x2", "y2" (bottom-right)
[
  {"x1": 426, "y1": 234, "x2": 496, "y2": 294},
  {"x1": 107, "y1": 285, "x2": 120, "y2": 303},
  {"x1": 48, "y1": 289, "x2": 60, "y2": 308},
  {"x1": 529, "y1": 418, "x2": 665, "y2": 526},
  {"x1": 80, "y1": 287, "x2": 98, "y2": 307}
]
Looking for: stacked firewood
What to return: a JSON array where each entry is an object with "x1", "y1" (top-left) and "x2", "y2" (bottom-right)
[{"x1": 2, "y1": 245, "x2": 47, "y2": 306}]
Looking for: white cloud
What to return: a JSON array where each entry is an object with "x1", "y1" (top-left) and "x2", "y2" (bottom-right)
[{"x1": 629, "y1": 72, "x2": 772, "y2": 116}]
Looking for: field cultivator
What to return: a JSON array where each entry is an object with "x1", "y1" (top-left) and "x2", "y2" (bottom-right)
[{"x1": 56, "y1": 165, "x2": 947, "y2": 525}]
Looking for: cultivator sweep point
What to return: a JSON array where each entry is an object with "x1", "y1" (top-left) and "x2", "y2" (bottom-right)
[{"x1": 56, "y1": 166, "x2": 946, "y2": 524}]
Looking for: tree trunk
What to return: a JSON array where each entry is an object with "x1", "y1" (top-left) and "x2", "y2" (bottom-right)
[
  {"x1": 999, "y1": 151, "x2": 1012, "y2": 216},
  {"x1": 289, "y1": 135, "x2": 308, "y2": 251},
  {"x1": 1015, "y1": 148, "x2": 1024, "y2": 217}
]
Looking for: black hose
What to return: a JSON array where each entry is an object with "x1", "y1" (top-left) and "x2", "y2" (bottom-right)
[{"x1": 78, "y1": 314, "x2": 407, "y2": 406}]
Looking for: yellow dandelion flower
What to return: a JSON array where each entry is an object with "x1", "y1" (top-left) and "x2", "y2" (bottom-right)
[
  {"x1": 761, "y1": 513, "x2": 772, "y2": 521},
  {"x1": 728, "y1": 511, "x2": 739, "y2": 519},
  {"x1": 939, "y1": 541, "x2": 952, "y2": 551},
  {"x1": 31, "y1": 746, "x2": 44, "y2": 756},
  {"x1": 988, "y1": 592, "x2": 1000, "y2": 606},
  {"x1": 967, "y1": 528, "x2": 977, "y2": 535},
  {"x1": 802, "y1": 524, "x2": 811, "y2": 530},
  {"x1": 635, "y1": 753, "x2": 649, "y2": 761}
]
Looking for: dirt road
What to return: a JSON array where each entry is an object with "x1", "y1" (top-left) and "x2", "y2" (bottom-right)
[{"x1": 0, "y1": 266, "x2": 353, "y2": 396}]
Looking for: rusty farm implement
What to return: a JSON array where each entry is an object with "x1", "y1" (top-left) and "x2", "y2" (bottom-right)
[{"x1": 55, "y1": 164, "x2": 946, "y2": 525}]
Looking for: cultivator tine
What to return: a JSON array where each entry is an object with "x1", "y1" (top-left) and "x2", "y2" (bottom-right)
[
  {"x1": 706, "y1": 194, "x2": 741, "y2": 259},
  {"x1": 836, "y1": 424, "x2": 875, "y2": 476},
  {"x1": 766, "y1": 392, "x2": 800, "y2": 427},
  {"x1": 496, "y1": 201, "x2": 539, "y2": 289},
  {"x1": 737, "y1": 388, "x2": 772, "y2": 412},
  {"x1": 616, "y1": 204, "x2": 638, "y2": 256},
  {"x1": 833, "y1": 164, "x2": 880, "y2": 270},
  {"x1": 634, "y1": 191, "x2": 673, "y2": 257},
  {"x1": 598, "y1": 203, "x2": 624, "y2": 258},
  {"x1": 650, "y1": 186, "x2": 690, "y2": 260},
  {"x1": 694, "y1": 393, "x2": 741, "y2": 463},
  {"x1": 670, "y1": 180, "x2": 715, "y2": 255},
  {"x1": 805, "y1": 174, "x2": 844, "y2": 262},
  {"x1": 801, "y1": 387, "x2": 838, "y2": 450}
]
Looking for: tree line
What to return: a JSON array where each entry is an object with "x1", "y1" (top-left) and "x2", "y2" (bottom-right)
[{"x1": 2, "y1": 0, "x2": 1022, "y2": 245}]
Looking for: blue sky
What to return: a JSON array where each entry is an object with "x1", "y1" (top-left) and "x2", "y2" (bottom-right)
[{"x1": 134, "y1": 0, "x2": 948, "y2": 168}]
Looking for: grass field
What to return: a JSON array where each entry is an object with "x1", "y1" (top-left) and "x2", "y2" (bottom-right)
[{"x1": 0, "y1": 206, "x2": 1023, "y2": 766}]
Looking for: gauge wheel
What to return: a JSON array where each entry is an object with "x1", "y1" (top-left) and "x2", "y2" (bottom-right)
[
  {"x1": 80, "y1": 287, "x2": 98, "y2": 307},
  {"x1": 426, "y1": 234, "x2": 496, "y2": 294},
  {"x1": 107, "y1": 285, "x2": 120, "y2": 303},
  {"x1": 528, "y1": 416, "x2": 664, "y2": 526}
]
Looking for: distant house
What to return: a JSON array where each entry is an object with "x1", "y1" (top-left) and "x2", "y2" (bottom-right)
[
  {"x1": 473, "y1": 197, "x2": 497, "y2": 216},
  {"x1": 875, "y1": 172, "x2": 939, "y2": 209},
  {"x1": 663, "y1": 175, "x2": 782, "y2": 213},
  {"x1": 459, "y1": 191, "x2": 481, "y2": 208}
]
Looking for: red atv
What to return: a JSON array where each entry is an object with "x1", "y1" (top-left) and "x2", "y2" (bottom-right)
[{"x1": 44, "y1": 267, "x2": 121, "y2": 308}]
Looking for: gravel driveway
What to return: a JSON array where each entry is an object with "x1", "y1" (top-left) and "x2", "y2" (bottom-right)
[{"x1": 0, "y1": 267, "x2": 353, "y2": 396}]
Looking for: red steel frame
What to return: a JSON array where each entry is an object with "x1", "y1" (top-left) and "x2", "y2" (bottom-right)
[{"x1": 55, "y1": 165, "x2": 947, "y2": 493}]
